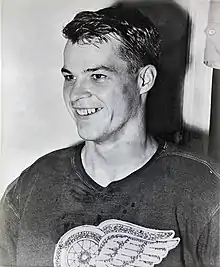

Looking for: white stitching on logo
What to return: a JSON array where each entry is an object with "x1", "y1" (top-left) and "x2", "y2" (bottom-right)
[{"x1": 54, "y1": 219, "x2": 180, "y2": 267}]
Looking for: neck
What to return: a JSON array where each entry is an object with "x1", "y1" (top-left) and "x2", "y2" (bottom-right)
[
  {"x1": 81, "y1": 114, "x2": 158, "y2": 187},
  {"x1": 84, "y1": 134, "x2": 157, "y2": 165}
]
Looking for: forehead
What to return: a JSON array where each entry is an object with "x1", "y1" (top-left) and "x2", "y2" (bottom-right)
[{"x1": 63, "y1": 37, "x2": 128, "y2": 72}]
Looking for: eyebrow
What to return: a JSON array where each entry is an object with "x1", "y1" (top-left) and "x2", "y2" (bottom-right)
[
  {"x1": 84, "y1": 65, "x2": 117, "y2": 73},
  {"x1": 61, "y1": 67, "x2": 72, "y2": 74},
  {"x1": 61, "y1": 65, "x2": 117, "y2": 75}
]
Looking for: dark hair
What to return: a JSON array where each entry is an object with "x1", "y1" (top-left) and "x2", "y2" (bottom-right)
[{"x1": 62, "y1": 5, "x2": 161, "y2": 73}]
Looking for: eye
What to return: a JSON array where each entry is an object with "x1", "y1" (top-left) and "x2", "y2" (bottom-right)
[
  {"x1": 64, "y1": 74, "x2": 76, "y2": 82},
  {"x1": 91, "y1": 73, "x2": 107, "y2": 81}
]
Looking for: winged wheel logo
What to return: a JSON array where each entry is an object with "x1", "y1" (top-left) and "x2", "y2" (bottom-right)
[{"x1": 54, "y1": 219, "x2": 180, "y2": 267}]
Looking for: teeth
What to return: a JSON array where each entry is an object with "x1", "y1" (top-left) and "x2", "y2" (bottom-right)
[{"x1": 75, "y1": 108, "x2": 102, "y2": 116}]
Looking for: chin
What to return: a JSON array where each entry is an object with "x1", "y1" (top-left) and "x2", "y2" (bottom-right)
[
  {"x1": 77, "y1": 128, "x2": 103, "y2": 142},
  {"x1": 77, "y1": 127, "x2": 113, "y2": 143}
]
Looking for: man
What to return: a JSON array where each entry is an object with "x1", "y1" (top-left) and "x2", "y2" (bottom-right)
[{"x1": 0, "y1": 4, "x2": 219, "y2": 267}]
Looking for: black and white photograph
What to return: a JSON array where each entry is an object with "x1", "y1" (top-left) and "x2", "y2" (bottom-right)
[{"x1": 0, "y1": 0, "x2": 220, "y2": 266}]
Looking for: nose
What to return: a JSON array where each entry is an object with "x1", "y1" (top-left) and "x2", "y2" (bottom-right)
[{"x1": 68, "y1": 79, "x2": 92, "y2": 103}]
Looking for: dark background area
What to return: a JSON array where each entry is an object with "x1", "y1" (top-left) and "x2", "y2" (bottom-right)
[{"x1": 116, "y1": 0, "x2": 191, "y2": 144}]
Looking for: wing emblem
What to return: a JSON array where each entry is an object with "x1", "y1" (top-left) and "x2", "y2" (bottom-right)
[{"x1": 54, "y1": 219, "x2": 180, "y2": 267}]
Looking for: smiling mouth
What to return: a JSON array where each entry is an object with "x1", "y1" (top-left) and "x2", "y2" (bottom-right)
[{"x1": 75, "y1": 108, "x2": 103, "y2": 116}]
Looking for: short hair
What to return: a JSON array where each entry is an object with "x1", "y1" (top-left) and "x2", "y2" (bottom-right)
[{"x1": 62, "y1": 5, "x2": 161, "y2": 74}]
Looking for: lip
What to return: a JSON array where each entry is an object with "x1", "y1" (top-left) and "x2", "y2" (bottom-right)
[
  {"x1": 70, "y1": 101, "x2": 103, "y2": 109},
  {"x1": 69, "y1": 100, "x2": 104, "y2": 118},
  {"x1": 71, "y1": 106, "x2": 104, "y2": 118}
]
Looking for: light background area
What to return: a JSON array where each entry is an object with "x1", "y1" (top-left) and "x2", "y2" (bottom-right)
[
  {"x1": 0, "y1": 0, "x2": 114, "y2": 196},
  {"x1": 0, "y1": 0, "x2": 213, "y2": 197}
]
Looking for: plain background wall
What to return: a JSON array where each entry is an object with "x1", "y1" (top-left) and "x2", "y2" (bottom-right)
[{"x1": 0, "y1": 0, "x2": 114, "y2": 197}]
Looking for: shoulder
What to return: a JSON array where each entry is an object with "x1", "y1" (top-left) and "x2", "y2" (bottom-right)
[
  {"x1": 22, "y1": 141, "x2": 84, "y2": 177},
  {"x1": 159, "y1": 142, "x2": 220, "y2": 182},
  {"x1": 157, "y1": 142, "x2": 220, "y2": 218},
  {"x1": 2, "y1": 142, "x2": 84, "y2": 206},
  {"x1": 33, "y1": 141, "x2": 84, "y2": 169},
  {"x1": 34, "y1": 142, "x2": 83, "y2": 172}
]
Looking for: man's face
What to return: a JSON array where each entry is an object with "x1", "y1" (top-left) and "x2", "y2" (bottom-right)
[{"x1": 62, "y1": 37, "x2": 141, "y2": 142}]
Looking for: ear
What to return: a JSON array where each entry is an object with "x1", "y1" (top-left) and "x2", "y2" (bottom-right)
[{"x1": 137, "y1": 65, "x2": 157, "y2": 95}]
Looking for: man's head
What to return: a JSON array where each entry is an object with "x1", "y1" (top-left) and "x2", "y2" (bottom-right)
[
  {"x1": 62, "y1": 5, "x2": 161, "y2": 74},
  {"x1": 61, "y1": 5, "x2": 161, "y2": 142}
]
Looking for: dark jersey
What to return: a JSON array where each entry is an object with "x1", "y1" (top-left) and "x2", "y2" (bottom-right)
[{"x1": 0, "y1": 142, "x2": 219, "y2": 267}]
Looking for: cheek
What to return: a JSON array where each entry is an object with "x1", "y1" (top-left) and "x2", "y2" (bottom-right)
[
  {"x1": 63, "y1": 82, "x2": 71, "y2": 99},
  {"x1": 63, "y1": 90, "x2": 68, "y2": 105},
  {"x1": 63, "y1": 87, "x2": 72, "y2": 111},
  {"x1": 122, "y1": 82, "x2": 139, "y2": 108}
]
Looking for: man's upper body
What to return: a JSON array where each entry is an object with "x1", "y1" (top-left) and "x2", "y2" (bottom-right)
[
  {"x1": 0, "y1": 141, "x2": 219, "y2": 267},
  {"x1": 0, "y1": 4, "x2": 219, "y2": 267}
]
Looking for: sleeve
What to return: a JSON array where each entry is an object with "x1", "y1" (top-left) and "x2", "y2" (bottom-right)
[
  {"x1": 204, "y1": 1, "x2": 220, "y2": 70},
  {"x1": 0, "y1": 179, "x2": 20, "y2": 266},
  {"x1": 196, "y1": 208, "x2": 220, "y2": 267}
]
